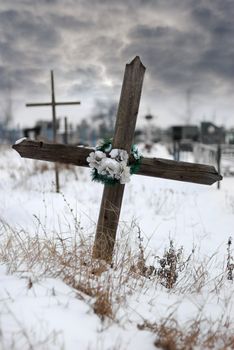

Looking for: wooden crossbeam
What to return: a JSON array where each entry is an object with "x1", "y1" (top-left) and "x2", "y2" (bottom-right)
[
  {"x1": 26, "y1": 103, "x2": 53, "y2": 107},
  {"x1": 26, "y1": 101, "x2": 81, "y2": 107},
  {"x1": 13, "y1": 140, "x2": 222, "y2": 186}
]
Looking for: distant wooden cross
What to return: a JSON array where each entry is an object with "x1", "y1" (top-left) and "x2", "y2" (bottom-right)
[
  {"x1": 14, "y1": 57, "x2": 222, "y2": 263},
  {"x1": 26, "y1": 70, "x2": 81, "y2": 192}
]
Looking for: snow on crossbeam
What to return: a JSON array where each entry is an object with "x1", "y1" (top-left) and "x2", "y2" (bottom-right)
[
  {"x1": 12, "y1": 139, "x2": 222, "y2": 186},
  {"x1": 14, "y1": 137, "x2": 28, "y2": 145}
]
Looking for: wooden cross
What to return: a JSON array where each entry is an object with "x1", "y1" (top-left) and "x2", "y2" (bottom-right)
[
  {"x1": 13, "y1": 57, "x2": 222, "y2": 263},
  {"x1": 26, "y1": 70, "x2": 81, "y2": 192}
]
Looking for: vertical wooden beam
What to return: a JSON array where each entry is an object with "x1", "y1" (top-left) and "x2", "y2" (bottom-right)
[
  {"x1": 64, "y1": 116, "x2": 68, "y2": 144},
  {"x1": 217, "y1": 143, "x2": 221, "y2": 190},
  {"x1": 51, "y1": 70, "x2": 60, "y2": 193},
  {"x1": 51, "y1": 71, "x2": 57, "y2": 143},
  {"x1": 92, "y1": 56, "x2": 145, "y2": 262}
]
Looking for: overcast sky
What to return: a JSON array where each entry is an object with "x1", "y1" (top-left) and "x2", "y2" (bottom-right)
[{"x1": 0, "y1": 0, "x2": 234, "y2": 129}]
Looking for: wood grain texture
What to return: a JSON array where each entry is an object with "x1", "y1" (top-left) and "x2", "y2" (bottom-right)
[
  {"x1": 112, "y1": 56, "x2": 146, "y2": 152},
  {"x1": 138, "y1": 157, "x2": 222, "y2": 185},
  {"x1": 92, "y1": 56, "x2": 146, "y2": 261},
  {"x1": 12, "y1": 139, "x2": 222, "y2": 185},
  {"x1": 12, "y1": 139, "x2": 91, "y2": 166}
]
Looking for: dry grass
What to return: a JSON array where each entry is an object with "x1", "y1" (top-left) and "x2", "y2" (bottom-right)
[
  {"x1": 1, "y1": 146, "x2": 234, "y2": 349},
  {"x1": 93, "y1": 287, "x2": 113, "y2": 320},
  {"x1": 0, "y1": 219, "x2": 138, "y2": 321},
  {"x1": 0, "y1": 217, "x2": 233, "y2": 349},
  {"x1": 227, "y1": 237, "x2": 234, "y2": 281},
  {"x1": 138, "y1": 317, "x2": 234, "y2": 350}
]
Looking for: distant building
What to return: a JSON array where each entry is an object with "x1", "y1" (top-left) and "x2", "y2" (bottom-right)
[
  {"x1": 23, "y1": 126, "x2": 41, "y2": 139},
  {"x1": 226, "y1": 128, "x2": 234, "y2": 144},
  {"x1": 171, "y1": 125, "x2": 199, "y2": 142},
  {"x1": 169, "y1": 125, "x2": 199, "y2": 155},
  {"x1": 169, "y1": 122, "x2": 226, "y2": 145},
  {"x1": 200, "y1": 122, "x2": 225, "y2": 144}
]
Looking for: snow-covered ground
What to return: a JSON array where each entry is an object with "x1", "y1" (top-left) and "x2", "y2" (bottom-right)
[{"x1": 0, "y1": 143, "x2": 233, "y2": 349}]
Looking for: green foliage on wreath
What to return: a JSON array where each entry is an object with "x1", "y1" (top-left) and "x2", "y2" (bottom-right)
[
  {"x1": 91, "y1": 169, "x2": 119, "y2": 186},
  {"x1": 91, "y1": 138, "x2": 142, "y2": 185}
]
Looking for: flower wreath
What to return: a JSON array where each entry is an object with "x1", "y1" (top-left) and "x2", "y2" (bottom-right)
[{"x1": 87, "y1": 138, "x2": 141, "y2": 185}]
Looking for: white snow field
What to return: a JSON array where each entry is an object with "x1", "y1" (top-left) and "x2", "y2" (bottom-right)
[{"x1": 0, "y1": 143, "x2": 234, "y2": 350}]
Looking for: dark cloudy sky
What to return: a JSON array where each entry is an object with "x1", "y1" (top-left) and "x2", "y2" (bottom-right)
[{"x1": 0, "y1": 0, "x2": 234, "y2": 129}]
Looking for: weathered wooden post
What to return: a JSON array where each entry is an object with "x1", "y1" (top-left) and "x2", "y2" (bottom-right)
[
  {"x1": 64, "y1": 116, "x2": 68, "y2": 144},
  {"x1": 26, "y1": 70, "x2": 81, "y2": 192},
  {"x1": 217, "y1": 143, "x2": 221, "y2": 190},
  {"x1": 92, "y1": 57, "x2": 145, "y2": 261},
  {"x1": 50, "y1": 71, "x2": 60, "y2": 192}
]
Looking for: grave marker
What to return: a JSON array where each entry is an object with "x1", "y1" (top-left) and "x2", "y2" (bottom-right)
[
  {"x1": 26, "y1": 70, "x2": 81, "y2": 192},
  {"x1": 13, "y1": 57, "x2": 222, "y2": 262}
]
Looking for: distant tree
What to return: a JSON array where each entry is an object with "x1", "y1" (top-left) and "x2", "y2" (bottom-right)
[
  {"x1": 0, "y1": 87, "x2": 13, "y2": 126},
  {"x1": 91, "y1": 99, "x2": 117, "y2": 139},
  {"x1": 76, "y1": 119, "x2": 90, "y2": 144}
]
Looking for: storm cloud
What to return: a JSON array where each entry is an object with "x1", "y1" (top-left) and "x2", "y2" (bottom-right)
[{"x1": 0, "y1": 0, "x2": 234, "y2": 127}]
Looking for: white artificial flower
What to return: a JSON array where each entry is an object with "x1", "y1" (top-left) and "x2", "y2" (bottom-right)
[
  {"x1": 109, "y1": 149, "x2": 119, "y2": 159},
  {"x1": 119, "y1": 166, "x2": 131, "y2": 184},
  {"x1": 98, "y1": 158, "x2": 121, "y2": 178},
  {"x1": 87, "y1": 151, "x2": 106, "y2": 169},
  {"x1": 110, "y1": 149, "x2": 129, "y2": 163}
]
